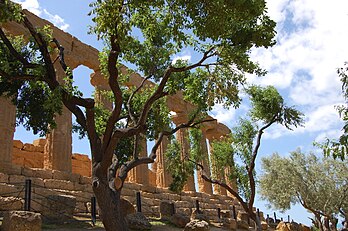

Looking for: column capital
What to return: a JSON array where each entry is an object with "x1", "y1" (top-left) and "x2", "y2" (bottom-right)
[
  {"x1": 90, "y1": 70, "x2": 110, "y2": 90},
  {"x1": 204, "y1": 123, "x2": 231, "y2": 141}
]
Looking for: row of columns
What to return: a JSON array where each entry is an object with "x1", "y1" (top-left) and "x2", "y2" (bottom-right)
[{"x1": 0, "y1": 69, "x2": 235, "y2": 197}]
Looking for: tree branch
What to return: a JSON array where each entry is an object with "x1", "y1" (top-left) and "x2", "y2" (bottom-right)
[
  {"x1": 0, "y1": 27, "x2": 39, "y2": 68},
  {"x1": 0, "y1": 68, "x2": 40, "y2": 81},
  {"x1": 118, "y1": 118, "x2": 216, "y2": 179},
  {"x1": 248, "y1": 115, "x2": 277, "y2": 210}
]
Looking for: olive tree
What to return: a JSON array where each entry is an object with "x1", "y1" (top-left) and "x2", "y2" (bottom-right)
[{"x1": 259, "y1": 150, "x2": 348, "y2": 231}]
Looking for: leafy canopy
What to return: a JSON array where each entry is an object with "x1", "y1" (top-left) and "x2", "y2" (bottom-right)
[{"x1": 259, "y1": 149, "x2": 348, "y2": 219}]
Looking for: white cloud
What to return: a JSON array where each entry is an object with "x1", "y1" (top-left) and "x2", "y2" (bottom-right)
[
  {"x1": 315, "y1": 129, "x2": 342, "y2": 143},
  {"x1": 263, "y1": 104, "x2": 344, "y2": 140},
  {"x1": 247, "y1": 0, "x2": 348, "y2": 140},
  {"x1": 13, "y1": 0, "x2": 41, "y2": 15},
  {"x1": 172, "y1": 55, "x2": 191, "y2": 64},
  {"x1": 13, "y1": 0, "x2": 69, "y2": 31},
  {"x1": 42, "y1": 9, "x2": 69, "y2": 31},
  {"x1": 210, "y1": 104, "x2": 237, "y2": 127}
]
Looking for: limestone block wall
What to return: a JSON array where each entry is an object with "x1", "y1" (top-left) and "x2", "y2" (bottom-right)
[
  {"x1": 12, "y1": 140, "x2": 44, "y2": 169},
  {"x1": 11, "y1": 139, "x2": 91, "y2": 177},
  {"x1": 0, "y1": 168, "x2": 241, "y2": 222},
  {"x1": 71, "y1": 153, "x2": 92, "y2": 177}
]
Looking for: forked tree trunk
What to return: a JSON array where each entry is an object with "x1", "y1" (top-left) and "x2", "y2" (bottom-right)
[
  {"x1": 92, "y1": 165, "x2": 127, "y2": 231},
  {"x1": 249, "y1": 211, "x2": 262, "y2": 231}
]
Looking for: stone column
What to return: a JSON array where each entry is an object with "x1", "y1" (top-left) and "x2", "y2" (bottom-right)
[
  {"x1": 128, "y1": 135, "x2": 149, "y2": 185},
  {"x1": 155, "y1": 136, "x2": 172, "y2": 188},
  {"x1": 205, "y1": 123, "x2": 231, "y2": 196},
  {"x1": 0, "y1": 97, "x2": 16, "y2": 171},
  {"x1": 44, "y1": 65, "x2": 72, "y2": 172},
  {"x1": 172, "y1": 114, "x2": 195, "y2": 192},
  {"x1": 91, "y1": 71, "x2": 113, "y2": 111},
  {"x1": 197, "y1": 132, "x2": 213, "y2": 195},
  {"x1": 225, "y1": 166, "x2": 238, "y2": 197}
]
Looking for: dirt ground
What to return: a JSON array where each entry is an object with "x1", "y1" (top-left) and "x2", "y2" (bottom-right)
[{"x1": 42, "y1": 222, "x2": 227, "y2": 231}]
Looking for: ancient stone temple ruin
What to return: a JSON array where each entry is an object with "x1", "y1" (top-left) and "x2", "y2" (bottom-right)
[{"x1": 0, "y1": 10, "x2": 246, "y2": 222}]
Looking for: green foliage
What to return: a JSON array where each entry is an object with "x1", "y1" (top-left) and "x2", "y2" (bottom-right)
[
  {"x1": 165, "y1": 139, "x2": 192, "y2": 193},
  {"x1": 0, "y1": 0, "x2": 22, "y2": 23},
  {"x1": 113, "y1": 136, "x2": 134, "y2": 165},
  {"x1": 89, "y1": 0, "x2": 276, "y2": 110},
  {"x1": 188, "y1": 128, "x2": 204, "y2": 163},
  {"x1": 247, "y1": 85, "x2": 304, "y2": 128},
  {"x1": 208, "y1": 86, "x2": 303, "y2": 201},
  {"x1": 16, "y1": 81, "x2": 62, "y2": 136},
  {"x1": 259, "y1": 149, "x2": 348, "y2": 218}
]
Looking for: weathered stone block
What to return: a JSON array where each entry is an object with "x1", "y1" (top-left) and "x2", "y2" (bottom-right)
[
  {"x1": 8, "y1": 174, "x2": 26, "y2": 184},
  {"x1": 52, "y1": 170, "x2": 71, "y2": 181},
  {"x1": 123, "y1": 182, "x2": 142, "y2": 191},
  {"x1": 41, "y1": 194, "x2": 76, "y2": 223},
  {"x1": 160, "y1": 201, "x2": 175, "y2": 220},
  {"x1": 0, "y1": 196, "x2": 24, "y2": 211},
  {"x1": 72, "y1": 153, "x2": 91, "y2": 177},
  {"x1": 0, "y1": 183, "x2": 24, "y2": 197},
  {"x1": 223, "y1": 218, "x2": 237, "y2": 230},
  {"x1": 23, "y1": 143, "x2": 37, "y2": 152},
  {"x1": 44, "y1": 179, "x2": 75, "y2": 191},
  {"x1": 126, "y1": 212, "x2": 152, "y2": 230},
  {"x1": 140, "y1": 185, "x2": 156, "y2": 193},
  {"x1": 13, "y1": 140, "x2": 24, "y2": 149},
  {"x1": 70, "y1": 173, "x2": 80, "y2": 183},
  {"x1": 184, "y1": 219, "x2": 209, "y2": 231},
  {"x1": 79, "y1": 176, "x2": 91, "y2": 185},
  {"x1": 0, "y1": 172, "x2": 9, "y2": 183},
  {"x1": 30, "y1": 177, "x2": 45, "y2": 188},
  {"x1": 170, "y1": 212, "x2": 190, "y2": 228},
  {"x1": 33, "y1": 138, "x2": 46, "y2": 147},
  {"x1": 22, "y1": 168, "x2": 52, "y2": 179},
  {"x1": 2, "y1": 211, "x2": 42, "y2": 231}
]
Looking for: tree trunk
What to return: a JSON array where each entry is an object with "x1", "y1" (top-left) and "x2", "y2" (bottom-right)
[
  {"x1": 92, "y1": 165, "x2": 127, "y2": 231},
  {"x1": 249, "y1": 211, "x2": 262, "y2": 231},
  {"x1": 323, "y1": 217, "x2": 330, "y2": 231},
  {"x1": 330, "y1": 218, "x2": 338, "y2": 231}
]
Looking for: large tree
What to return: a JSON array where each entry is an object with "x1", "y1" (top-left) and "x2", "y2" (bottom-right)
[
  {"x1": 0, "y1": 0, "x2": 276, "y2": 230},
  {"x1": 259, "y1": 150, "x2": 348, "y2": 231},
  {"x1": 188, "y1": 85, "x2": 303, "y2": 231}
]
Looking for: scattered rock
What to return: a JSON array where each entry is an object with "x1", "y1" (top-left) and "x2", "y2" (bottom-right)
[
  {"x1": 184, "y1": 219, "x2": 210, "y2": 231},
  {"x1": 126, "y1": 212, "x2": 151, "y2": 230},
  {"x1": 170, "y1": 212, "x2": 190, "y2": 228},
  {"x1": 1, "y1": 210, "x2": 42, "y2": 231}
]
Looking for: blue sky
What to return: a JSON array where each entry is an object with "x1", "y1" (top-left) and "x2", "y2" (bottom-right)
[{"x1": 12, "y1": 0, "x2": 348, "y2": 226}]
